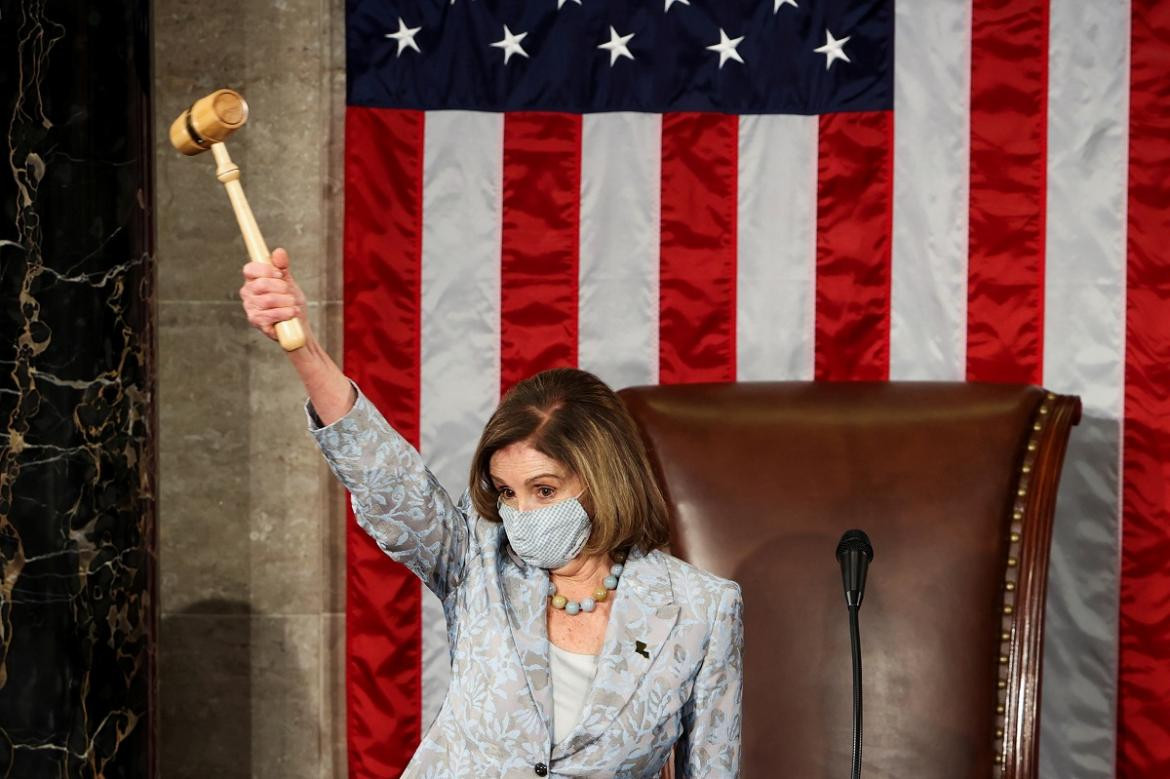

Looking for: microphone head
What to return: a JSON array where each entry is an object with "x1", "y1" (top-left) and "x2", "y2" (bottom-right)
[{"x1": 836, "y1": 529, "x2": 874, "y2": 561}]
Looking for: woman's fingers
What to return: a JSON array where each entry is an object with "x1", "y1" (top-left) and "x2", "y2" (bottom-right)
[
  {"x1": 270, "y1": 247, "x2": 291, "y2": 271},
  {"x1": 250, "y1": 280, "x2": 308, "y2": 312},
  {"x1": 240, "y1": 275, "x2": 305, "y2": 307},
  {"x1": 243, "y1": 261, "x2": 283, "y2": 281},
  {"x1": 249, "y1": 305, "x2": 301, "y2": 327},
  {"x1": 242, "y1": 276, "x2": 290, "y2": 296},
  {"x1": 240, "y1": 286, "x2": 297, "y2": 314},
  {"x1": 246, "y1": 292, "x2": 297, "y2": 310}
]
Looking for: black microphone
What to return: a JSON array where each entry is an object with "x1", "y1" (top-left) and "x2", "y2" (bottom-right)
[
  {"x1": 835, "y1": 529, "x2": 874, "y2": 779},
  {"x1": 836, "y1": 529, "x2": 874, "y2": 608}
]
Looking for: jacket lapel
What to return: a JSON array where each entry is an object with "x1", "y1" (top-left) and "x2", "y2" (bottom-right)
[
  {"x1": 553, "y1": 548, "x2": 681, "y2": 758},
  {"x1": 500, "y1": 547, "x2": 555, "y2": 742}
]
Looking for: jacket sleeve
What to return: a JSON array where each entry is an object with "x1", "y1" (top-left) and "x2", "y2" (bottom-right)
[
  {"x1": 307, "y1": 384, "x2": 469, "y2": 601},
  {"x1": 677, "y1": 583, "x2": 744, "y2": 778}
]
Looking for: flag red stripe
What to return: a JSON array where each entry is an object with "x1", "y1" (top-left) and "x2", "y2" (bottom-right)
[
  {"x1": 813, "y1": 110, "x2": 893, "y2": 381},
  {"x1": 1120, "y1": 2, "x2": 1170, "y2": 775},
  {"x1": 342, "y1": 106, "x2": 424, "y2": 778},
  {"x1": 499, "y1": 113, "x2": 582, "y2": 393},
  {"x1": 966, "y1": 0, "x2": 1048, "y2": 383},
  {"x1": 658, "y1": 112, "x2": 738, "y2": 385}
]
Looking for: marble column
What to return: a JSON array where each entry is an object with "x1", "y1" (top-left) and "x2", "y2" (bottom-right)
[{"x1": 0, "y1": 0, "x2": 157, "y2": 776}]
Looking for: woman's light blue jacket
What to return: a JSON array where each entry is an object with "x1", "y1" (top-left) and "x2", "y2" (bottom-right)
[{"x1": 310, "y1": 387, "x2": 744, "y2": 778}]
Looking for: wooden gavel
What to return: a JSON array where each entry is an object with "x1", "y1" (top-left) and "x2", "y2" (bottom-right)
[{"x1": 169, "y1": 89, "x2": 306, "y2": 351}]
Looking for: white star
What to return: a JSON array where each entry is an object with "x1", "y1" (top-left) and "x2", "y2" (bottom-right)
[
  {"x1": 491, "y1": 25, "x2": 529, "y2": 64},
  {"x1": 706, "y1": 28, "x2": 745, "y2": 69},
  {"x1": 814, "y1": 29, "x2": 851, "y2": 70},
  {"x1": 598, "y1": 26, "x2": 635, "y2": 66},
  {"x1": 557, "y1": 0, "x2": 581, "y2": 8},
  {"x1": 665, "y1": 0, "x2": 689, "y2": 11},
  {"x1": 774, "y1": 0, "x2": 798, "y2": 11},
  {"x1": 385, "y1": 18, "x2": 421, "y2": 57}
]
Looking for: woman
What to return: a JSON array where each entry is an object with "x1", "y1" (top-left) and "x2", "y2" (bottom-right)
[{"x1": 240, "y1": 249, "x2": 744, "y2": 777}]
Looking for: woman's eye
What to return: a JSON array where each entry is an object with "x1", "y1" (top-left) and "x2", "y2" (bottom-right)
[
  {"x1": 498, "y1": 488, "x2": 514, "y2": 499},
  {"x1": 537, "y1": 486, "x2": 555, "y2": 499}
]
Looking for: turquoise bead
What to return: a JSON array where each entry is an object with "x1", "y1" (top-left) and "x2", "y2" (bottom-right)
[
  {"x1": 610, "y1": 563, "x2": 624, "y2": 577},
  {"x1": 580, "y1": 597, "x2": 596, "y2": 613},
  {"x1": 547, "y1": 581, "x2": 557, "y2": 596},
  {"x1": 565, "y1": 601, "x2": 581, "y2": 616},
  {"x1": 603, "y1": 575, "x2": 619, "y2": 590}
]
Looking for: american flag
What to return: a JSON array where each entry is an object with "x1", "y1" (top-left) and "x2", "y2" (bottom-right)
[{"x1": 341, "y1": 0, "x2": 1169, "y2": 776}]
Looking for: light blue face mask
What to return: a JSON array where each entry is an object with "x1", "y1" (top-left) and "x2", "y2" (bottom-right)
[{"x1": 498, "y1": 495, "x2": 591, "y2": 570}]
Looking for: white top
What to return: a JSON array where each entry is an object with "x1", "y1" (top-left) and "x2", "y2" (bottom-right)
[{"x1": 549, "y1": 643, "x2": 599, "y2": 744}]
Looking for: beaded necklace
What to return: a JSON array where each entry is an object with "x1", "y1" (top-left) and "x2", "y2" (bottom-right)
[{"x1": 548, "y1": 554, "x2": 626, "y2": 616}]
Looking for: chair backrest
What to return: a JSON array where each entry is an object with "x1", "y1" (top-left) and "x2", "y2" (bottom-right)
[{"x1": 619, "y1": 382, "x2": 1080, "y2": 779}]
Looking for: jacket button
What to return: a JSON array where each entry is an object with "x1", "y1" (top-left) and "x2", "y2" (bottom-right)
[{"x1": 534, "y1": 763, "x2": 548, "y2": 777}]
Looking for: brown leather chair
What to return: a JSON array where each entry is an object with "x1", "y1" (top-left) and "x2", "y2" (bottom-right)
[{"x1": 619, "y1": 382, "x2": 1081, "y2": 779}]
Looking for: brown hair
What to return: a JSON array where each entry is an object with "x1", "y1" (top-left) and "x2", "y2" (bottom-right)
[{"x1": 469, "y1": 368, "x2": 670, "y2": 556}]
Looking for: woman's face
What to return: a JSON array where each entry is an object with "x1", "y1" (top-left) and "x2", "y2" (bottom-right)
[{"x1": 490, "y1": 441, "x2": 584, "y2": 512}]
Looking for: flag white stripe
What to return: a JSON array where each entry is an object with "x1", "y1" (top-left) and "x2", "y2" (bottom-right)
[
  {"x1": 419, "y1": 111, "x2": 505, "y2": 724},
  {"x1": 1039, "y1": 2, "x2": 1129, "y2": 775},
  {"x1": 889, "y1": 0, "x2": 971, "y2": 380},
  {"x1": 736, "y1": 115, "x2": 818, "y2": 381},
  {"x1": 578, "y1": 113, "x2": 661, "y2": 390}
]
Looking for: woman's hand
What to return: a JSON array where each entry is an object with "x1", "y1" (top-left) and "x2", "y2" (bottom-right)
[{"x1": 239, "y1": 248, "x2": 310, "y2": 342}]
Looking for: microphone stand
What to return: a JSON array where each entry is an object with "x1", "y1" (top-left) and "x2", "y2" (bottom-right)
[
  {"x1": 836, "y1": 529, "x2": 873, "y2": 779},
  {"x1": 848, "y1": 602, "x2": 863, "y2": 779}
]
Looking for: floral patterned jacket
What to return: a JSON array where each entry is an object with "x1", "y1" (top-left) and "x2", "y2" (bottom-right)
[{"x1": 309, "y1": 387, "x2": 744, "y2": 778}]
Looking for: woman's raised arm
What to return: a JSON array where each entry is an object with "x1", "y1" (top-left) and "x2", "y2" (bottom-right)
[
  {"x1": 240, "y1": 248, "x2": 354, "y2": 423},
  {"x1": 240, "y1": 249, "x2": 469, "y2": 599}
]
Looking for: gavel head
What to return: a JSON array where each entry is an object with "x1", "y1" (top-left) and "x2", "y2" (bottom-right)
[{"x1": 169, "y1": 89, "x2": 249, "y2": 155}]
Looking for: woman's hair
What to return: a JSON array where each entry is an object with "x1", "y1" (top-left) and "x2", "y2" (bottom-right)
[{"x1": 469, "y1": 368, "x2": 671, "y2": 556}]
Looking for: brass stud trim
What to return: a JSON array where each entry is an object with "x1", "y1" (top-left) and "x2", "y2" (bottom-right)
[{"x1": 992, "y1": 393, "x2": 1060, "y2": 765}]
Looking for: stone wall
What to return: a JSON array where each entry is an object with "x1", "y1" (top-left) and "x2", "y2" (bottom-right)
[{"x1": 153, "y1": 0, "x2": 347, "y2": 775}]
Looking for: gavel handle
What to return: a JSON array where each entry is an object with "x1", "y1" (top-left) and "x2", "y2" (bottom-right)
[{"x1": 211, "y1": 142, "x2": 307, "y2": 351}]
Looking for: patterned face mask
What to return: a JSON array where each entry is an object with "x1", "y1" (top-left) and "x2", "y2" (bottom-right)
[{"x1": 498, "y1": 494, "x2": 591, "y2": 570}]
